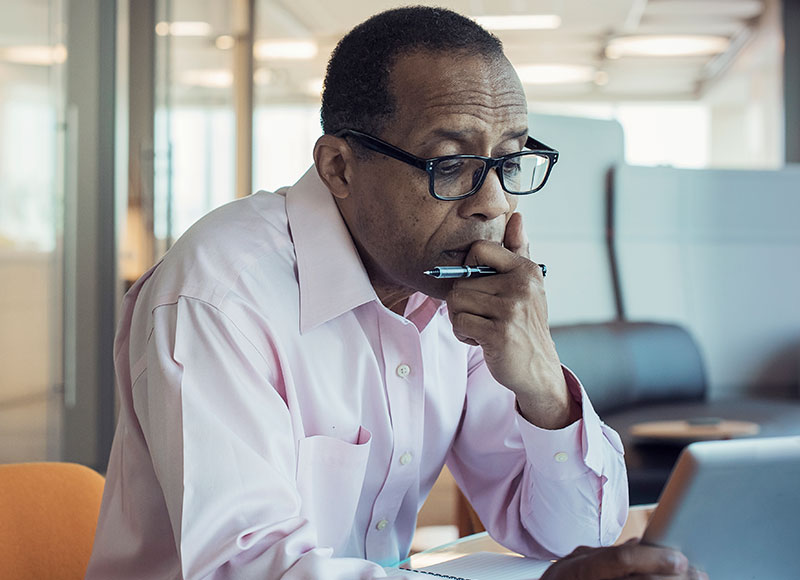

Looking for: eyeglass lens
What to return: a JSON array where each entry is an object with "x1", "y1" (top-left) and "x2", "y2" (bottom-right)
[{"x1": 432, "y1": 153, "x2": 550, "y2": 198}]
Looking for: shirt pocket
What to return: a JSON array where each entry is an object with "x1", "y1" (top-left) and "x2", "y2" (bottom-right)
[{"x1": 296, "y1": 426, "x2": 372, "y2": 553}]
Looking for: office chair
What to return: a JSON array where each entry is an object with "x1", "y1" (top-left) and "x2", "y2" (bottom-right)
[{"x1": 0, "y1": 462, "x2": 105, "y2": 580}]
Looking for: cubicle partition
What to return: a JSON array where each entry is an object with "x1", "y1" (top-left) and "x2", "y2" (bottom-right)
[
  {"x1": 520, "y1": 113, "x2": 625, "y2": 325},
  {"x1": 520, "y1": 112, "x2": 799, "y2": 400},
  {"x1": 613, "y1": 164, "x2": 800, "y2": 399},
  {"x1": 512, "y1": 114, "x2": 800, "y2": 503}
]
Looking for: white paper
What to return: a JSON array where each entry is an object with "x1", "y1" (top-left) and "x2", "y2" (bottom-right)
[{"x1": 408, "y1": 551, "x2": 553, "y2": 580}]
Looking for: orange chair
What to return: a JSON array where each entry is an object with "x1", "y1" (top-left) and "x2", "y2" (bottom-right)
[{"x1": 0, "y1": 462, "x2": 105, "y2": 580}]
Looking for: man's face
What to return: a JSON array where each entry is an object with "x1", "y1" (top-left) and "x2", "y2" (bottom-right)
[{"x1": 337, "y1": 50, "x2": 529, "y2": 302}]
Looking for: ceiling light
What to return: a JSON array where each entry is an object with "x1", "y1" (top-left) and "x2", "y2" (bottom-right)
[
  {"x1": 254, "y1": 39, "x2": 318, "y2": 60},
  {"x1": 306, "y1": 77, "x2": 324, "y2": 96},
  {"x1": 215, "y1": 35, "x2": 235, "y2": 50},
  {"x1": 515, "y1": 64, "x2": 595, "y2": 85},
  {"x1": 473, "y1": 14, "x2": 561, "y2": 30},
  {"x1": 0, "y1": 44, "x2": 67, "y2": 66},
  {"x1": 155, "y1": 21, "x2": 213, "y2": 37},
  {"x1": 180, "y1": 69, "x2": 232, "y2": 88},
  {"x1": 155, "y1": 21, "x2": 170, "y2": 36},
  {"x1": 645, "y1": 0, "x2": 762, "y2": 19},
  {"x1": 606, "y1": 35, "x2": 730, "y2": 58}
]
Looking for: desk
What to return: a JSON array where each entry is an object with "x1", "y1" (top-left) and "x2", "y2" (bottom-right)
[
  {"x1": 400, "y1": 504, "x2": 655, "y2": 571},
  {"x1": 608, "y1": 399, "x2": 800, "y2": 503}
]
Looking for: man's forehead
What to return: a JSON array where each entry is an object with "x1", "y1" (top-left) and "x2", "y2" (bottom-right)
[
  {"x1": 390, "y1": 49, "x2": 522, "y2": 95},
  {"x1": 427, "y1": 125, "x2": 529, "y2": 143},
  {"x1": 387, "y1": 50, "x2": 527, "y2": 138}
]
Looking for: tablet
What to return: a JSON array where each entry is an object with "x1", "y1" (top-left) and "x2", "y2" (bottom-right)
[{"x1": 642, "y1": 436, "x2": 800, "y2": 579}]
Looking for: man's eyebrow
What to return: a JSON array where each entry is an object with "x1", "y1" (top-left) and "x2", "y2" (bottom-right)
[{"x1": 503, "y1": 127, "x2": 529, "y2": 141}]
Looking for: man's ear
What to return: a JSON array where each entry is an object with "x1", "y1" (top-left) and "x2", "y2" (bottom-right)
[{"x1": 314, "y1": 134, "x2": 355, "y2": 200}]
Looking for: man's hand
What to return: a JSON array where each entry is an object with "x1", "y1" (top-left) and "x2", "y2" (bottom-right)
[
  {"x1": 445, "y1": 212, "x2": 580, "y2": 429},
  {"x1": 541, "y1": 541, "x2": 709, "y2": 580}
]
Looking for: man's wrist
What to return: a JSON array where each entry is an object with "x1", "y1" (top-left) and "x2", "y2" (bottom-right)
[{"x1": 515, "y1": 370, "x2": 582, "y2": 430}]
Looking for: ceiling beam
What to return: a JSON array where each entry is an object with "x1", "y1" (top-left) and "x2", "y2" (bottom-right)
[
  {"x1": 623, "y1": 0, "x2": 649, "y2": 32},
  {"x1": 695, "y1": 20, "x2": 755, "y2": 98}
]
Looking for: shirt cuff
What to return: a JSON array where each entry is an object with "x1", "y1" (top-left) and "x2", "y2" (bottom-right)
[{"x1": 517, "y1": 365, "x2": 618, "y2": 480}]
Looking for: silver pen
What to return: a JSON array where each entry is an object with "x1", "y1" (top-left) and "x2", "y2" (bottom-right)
[{"x1": 424, "y1": 264, "x2": 546, "y2": 279}]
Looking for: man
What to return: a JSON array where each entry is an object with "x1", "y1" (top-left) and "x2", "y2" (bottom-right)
[{"x1": 87, "y1": 6, "x2": 699, "y2": 579}]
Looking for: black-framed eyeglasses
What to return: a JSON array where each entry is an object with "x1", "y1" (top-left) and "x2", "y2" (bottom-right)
[{"x1": 335, "y1": 128, "x2": 559, "y2": 201}]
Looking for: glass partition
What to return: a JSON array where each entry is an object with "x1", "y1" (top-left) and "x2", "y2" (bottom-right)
[
  {"x1": 0, "y1": 0, "x2": 67, "y2": 461},
  {"x1": 151, "y1": 0, "x2": 237, "y2": 250}
]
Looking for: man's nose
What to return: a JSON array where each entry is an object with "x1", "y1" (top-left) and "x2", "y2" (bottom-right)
[{"x1": 458, "y1": 167, "x2": 512, "y2": 220}]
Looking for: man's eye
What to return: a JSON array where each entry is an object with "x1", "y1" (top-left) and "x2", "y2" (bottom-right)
[
  {"x1": 503, "y1": 160, "x2": 522, "y2": 175},
  {"x1": 435, "y1": 159, "x2": 465, "y2": 177}
]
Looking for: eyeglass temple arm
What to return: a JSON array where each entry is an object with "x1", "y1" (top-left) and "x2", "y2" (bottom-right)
[
  {"x1": 526, "y1": 135, "x2": 558, "y2": 155},
  {"x1": 336, "y1": 129, "x2": 428, "y2": 170}
]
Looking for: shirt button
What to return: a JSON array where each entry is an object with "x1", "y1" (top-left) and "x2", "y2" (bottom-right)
[
  {"x1": 399, "y1": 452, "x2": 413, "y2": 465},
  {"x1": 554, "y1": 452, "x2": 569, "y2": 463},
  {"x1": 396, "y1": 363, "x2": 411, "y2": 378},
  {"x1": 376, "y1": 518, "x2": 389, "y2": 531}
]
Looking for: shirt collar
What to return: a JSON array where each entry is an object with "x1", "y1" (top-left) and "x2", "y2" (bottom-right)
[
  {"x1": 286, "y1": 166, "x2": 447, "y2": 334},
  {"x1": 286, "y1": 167, "x2": 378, "y2": 334}
]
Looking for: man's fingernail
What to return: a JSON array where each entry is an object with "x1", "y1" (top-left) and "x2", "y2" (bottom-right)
[{"x1": 669, "y1": 552, "x2": 689, "y2": 572}]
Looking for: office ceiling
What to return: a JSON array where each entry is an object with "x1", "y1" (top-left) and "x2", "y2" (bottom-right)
[
  {"x1": 177, "y1": 0, "x2": 770, "y2": 103},
  {"x1": 0, "y1": 0, "x2": 774, "y2": 103}
]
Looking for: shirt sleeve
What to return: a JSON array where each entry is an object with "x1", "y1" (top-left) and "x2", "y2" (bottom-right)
[
  {"x1": 445, "y1": 349, "x2": 628, "y2": 559},
  {"x1": 132, "y1": 296, "x2": 412, "y2": 580}
]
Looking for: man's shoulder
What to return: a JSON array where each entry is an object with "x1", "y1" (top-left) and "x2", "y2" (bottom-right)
[{"x1": 140, "y1": 190, "x2": 297, "y2": 309}]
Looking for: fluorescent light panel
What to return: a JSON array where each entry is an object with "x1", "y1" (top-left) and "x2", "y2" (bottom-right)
[
  {"x1": 515, "y1": 64, "x2": 595, "y2": 85},
  {"x1": 473, "y1": 14, "x2": 561, "y2": 30},
  {"x1": 0, "y1": 44, "x2": 67, "y2": 66},
  {"x1": 606, "y1": 35, "x2": 730, "y2": 58},
  {"x1": 254, "y1": 39, "x2": 318, "y2": 60},
  {"x1": 180, "y1": 69, "x2": 232, "y2": 88},
  {"x1": 155, "y1": 21, "x2": 213, "y2": 37}
]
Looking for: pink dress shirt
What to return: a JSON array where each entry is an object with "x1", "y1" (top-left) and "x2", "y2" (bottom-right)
[{"x1": 85, "y1": 167, "x2": 628, "y2": 580}]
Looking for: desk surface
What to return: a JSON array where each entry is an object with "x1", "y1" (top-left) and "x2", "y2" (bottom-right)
[{"x1": 401, "y1": 505, "x2": 655, "y2": 571}]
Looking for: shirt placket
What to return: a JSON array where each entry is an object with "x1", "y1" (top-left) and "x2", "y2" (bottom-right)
[{"x1": 364, "y1": 308, "x2": 425, "y2": 564}]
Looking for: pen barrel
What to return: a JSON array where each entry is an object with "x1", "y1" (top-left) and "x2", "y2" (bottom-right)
[{"x1": 430, "y1": 266, "x2": 497, "y2": 278}]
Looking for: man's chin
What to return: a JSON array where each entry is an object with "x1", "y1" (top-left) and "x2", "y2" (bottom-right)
[{"x1": 413, "y1": 273, "x2": 455, "y2": 301}]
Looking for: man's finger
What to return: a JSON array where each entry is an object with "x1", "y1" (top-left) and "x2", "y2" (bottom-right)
[
  {"x1": 462, "y1": 239, "x2": 520, "y2": 274},
  {"x1": 503, "y1": 212, "x2": 529, "y2": 259},
  {"x1": 624, "y1": 569, "x2": 707, "y2": 580},
  {"x1": 544, "y1": 544, "x2": 689, "y2": 580},
  {"x1": 583, "y1": 545, "x2": 689, "y2": 578},
  {"x1": 449, "y1": 311, "x2": 494, "y2": 346},
  {"x1": 447, "y1": 287, "x2": 505, "y2": 320}
]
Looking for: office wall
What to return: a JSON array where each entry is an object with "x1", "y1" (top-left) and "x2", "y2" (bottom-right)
[
  {"x1": 614, "y1": 164, "x2": 800, "y2": 399},
  {"x1": 704, "y1": 0, "x2": 784, "y2": 169}
]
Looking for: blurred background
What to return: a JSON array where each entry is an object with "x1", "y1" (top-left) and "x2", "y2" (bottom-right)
[{"x1": 1, "y1": 0, "x2": 798, "y2": 544}]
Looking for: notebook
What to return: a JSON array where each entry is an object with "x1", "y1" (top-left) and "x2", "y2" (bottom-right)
[
  {"x1": 402, "y1": 551, "x2": 553, "y2": 579},
  {"x1": 642, "y1": 436, "x2": 800, "y2": 579}
]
